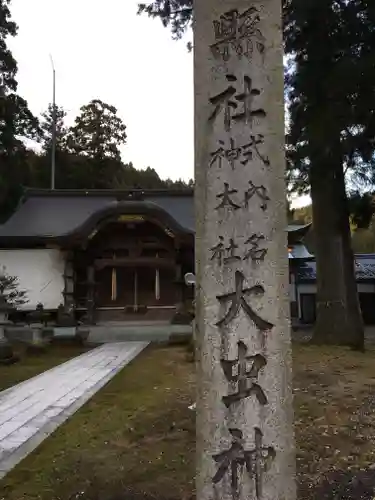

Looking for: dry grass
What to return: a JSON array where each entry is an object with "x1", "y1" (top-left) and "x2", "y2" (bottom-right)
[
  {"x1": 2, "y1": 344, "x2": 375, "y2": 499},
  {"x1": 294, "y1": 344, "x2": 375, "y2": 498}
]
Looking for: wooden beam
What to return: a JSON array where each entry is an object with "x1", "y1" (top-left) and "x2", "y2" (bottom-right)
[{"x1": 94, "y1": 257, "x2": 176, "y2": 270}]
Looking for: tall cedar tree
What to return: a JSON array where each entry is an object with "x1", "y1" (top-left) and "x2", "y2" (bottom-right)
[
  {"x1": 285, "y1": 0, "x2": 375, "y2": 349},
  {"x1": 66, "y1": 99, "x2": 127, "y2": 189},
  {"x1": 139, "y1": 0, "x2": 375, "y2": 349},
  {"x1": 34, "y1": 101, "x2": 190, "y2": 190},
  {"x1": 67, "y1": 99, "x2": 127, "y2": 161},
  {"x1": 40, "y1": 104, "x2": 68, "y2": 153},
  {"x1": 0, "y1": 0, "x2": 40, "y2": 218}
]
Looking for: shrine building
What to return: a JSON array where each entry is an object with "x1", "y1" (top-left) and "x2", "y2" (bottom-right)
[{"x1": 0, "y1": 189, "x2": 374, "y2": 325}]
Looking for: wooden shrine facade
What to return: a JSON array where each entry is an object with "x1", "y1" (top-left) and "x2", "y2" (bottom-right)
[
  {"x1": 0, "y1": 189, "x2": 195, "y2": 324},
  {"x1": 70, "y1": 217, "x2": 194, "y2": 322},
  {"x1": 0, "y1": 189, "x2": 328, "y2": 326}
]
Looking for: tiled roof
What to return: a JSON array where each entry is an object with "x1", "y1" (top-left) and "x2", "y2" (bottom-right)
[
  {"x1": 0, "y1": 190, "x2": 195, "y2": 239},
  {"x1": 287, "y1": 223, "x2": 311, "y2": 233},
  {"x1": 355, "y1": 261, "x2": 375, "y2": 280},
  {"x1": 287, "y1": 223, "x2": 312, "y2": 244},
  {"x1": 288, "y1": 243, "x2": 313, "y2": 259},
  {"x1": 298, "y1": 254, "x2": 375, "y2": 282},
  {"x1": 0, "y1": 189, "x2": 313, "y2": 242}
]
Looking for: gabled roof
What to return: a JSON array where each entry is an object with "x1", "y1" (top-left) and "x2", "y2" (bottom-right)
[
  {"x1": 287, "y1": 223, "x2": 312, "y2": 244},
  {"x1": 288, "y1": 243, "x2": 313, "y2": 260},
  {"x1": 0, "y1": 189, "x2": 195, "y2": 243},
  {"x1": 298, "y1": 254, "x2": 375, "y2": 282},
  {"x1": 0, "y1": 189, "x2": 312, "y2": 245}
]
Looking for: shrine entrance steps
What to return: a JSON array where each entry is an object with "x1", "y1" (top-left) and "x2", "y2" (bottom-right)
[
  {"x1": 87, "y1": 321, "x2": 192, "y2": 344},
  {"x1": 95, "y1": 307, "x2": 176, "y2": 324}
]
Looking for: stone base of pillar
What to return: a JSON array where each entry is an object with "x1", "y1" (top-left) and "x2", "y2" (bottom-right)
[{"x1": 26, "y1": 324, "x2": 49, "y2": 355}]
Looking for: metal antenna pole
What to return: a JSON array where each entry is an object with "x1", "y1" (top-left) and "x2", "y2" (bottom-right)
[{"x1": 50, "y1": 55, "x2": 56, "y2": 190}]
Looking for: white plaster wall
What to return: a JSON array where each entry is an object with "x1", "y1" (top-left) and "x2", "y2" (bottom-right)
[
  {"x1": 298, "y1": 284, "x2": 316, "y2": 295},
  {"x1": 0, "y1": 249, "x2": 65, "y2": 310}
]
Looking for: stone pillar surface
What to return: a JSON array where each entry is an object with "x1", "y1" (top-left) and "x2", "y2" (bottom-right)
[{"x1": 194, "y1": 1, "x2": 296, "y2": 499}]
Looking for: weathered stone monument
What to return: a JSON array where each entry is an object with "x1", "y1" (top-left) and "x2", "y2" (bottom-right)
[{"x1": 194, "y1": 1, "x2": 296, "y2": 499}]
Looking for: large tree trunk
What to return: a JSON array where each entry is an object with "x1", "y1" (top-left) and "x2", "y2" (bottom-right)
[{"x1": 310, "y1": 154, "x2": 364, "y2": 350}]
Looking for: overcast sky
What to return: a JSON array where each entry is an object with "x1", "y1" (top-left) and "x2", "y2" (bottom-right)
[
  {"x1": 8, "y1": 0, "x2": 194, "y2": 182},
  {"x1": 8, "y1": 0, "x2": 310, "y2": 207}
]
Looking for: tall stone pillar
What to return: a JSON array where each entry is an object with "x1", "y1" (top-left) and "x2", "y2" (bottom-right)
[{"x1": 194, "y1": 2, "x2": 296, "y2": 500}]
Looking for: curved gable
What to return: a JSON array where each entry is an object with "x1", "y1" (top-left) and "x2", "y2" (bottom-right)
[{"x1": 0, "y1": 191, "x2": 194, "y2": 244}]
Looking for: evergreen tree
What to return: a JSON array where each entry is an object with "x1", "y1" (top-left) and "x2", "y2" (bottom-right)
[
  {"x1": 66, "y1": 99, "x2": 127, "y2": 161},
  {"x1": 39, "y1": 104, "x2": 68, "y2": 153},
  {"x1": 138, "y1": 0, "x2": 192, "y2": 38},
  {"x1": 0, "y1": 0, "x2": 40, "y2": 218},
  {"x1": 0, "y1": 267, "x2": 27, "y2": 307},
  {"x1": 285, "y1": 0, "x2": 375, "y2": 349},
  {"x1": 64, "y1": 99, "x2": 127, "y2": 189},
  {"x1": 139, "y1": 0, "x2": 375, "y2": 349}
]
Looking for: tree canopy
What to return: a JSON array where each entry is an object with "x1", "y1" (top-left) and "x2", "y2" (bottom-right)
[
  {"x1": 66, "y1": 100, "x2": 127, "y2": 161},
  {"x1": 137, "y1": 0, "x2": 375, "y2": 349},
  {"x1": 39, "y1": 104, "x2": 68, "y2": 153},
  {"x1": 0, "y1": 0, "x2": 40, "y2": 217},
  {"x1": 0, "y1": 1, "x2": 192, "y2": 222},
  {"x1": 138, "y1": 0, "x2": 192, "y2": 38}
]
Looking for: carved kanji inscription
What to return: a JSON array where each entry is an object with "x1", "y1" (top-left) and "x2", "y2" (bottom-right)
[
  {"x1": 211, "y1": 237, "x2": 241, "y2": 265},
  {"x1": 244, "y1": 181, "x2": 270, "y2": 211},
  {"x1": 224, "y1": 238, "x2": 241, "y2": 264},
  {"x1": 216, "y1": 183, "x2": 241, "y2": 210},
  {"x1": 221, "y1": 340, "x2": 267, "y2": 407},
  {"x1": 210, "y1": 7, "x2": 266, "y2": 62},
  {"x1": 211, "y1": 236, "x2": 225, "y2": 265},
  {"x1": 210, "y1": 135, "x2": 270, "y2": 170},
  {"x1": 209, "y1": 75, "x2": 266, "y2": 132},
  {"x1": 216, "y1": 271, "x2": 274, "y2": 331},
  {"x1": 210, "y1": 235, "x2": 268, "y2": 265},
  {"x1": 212, "y1": 428, "x2": 276, "y2": 500},
  {"x1": 244, "y1": 234, "x2": 268, "y2": 262},
  {"x1": 215, "y1": 183, "x2": 270, "y2": 212}
]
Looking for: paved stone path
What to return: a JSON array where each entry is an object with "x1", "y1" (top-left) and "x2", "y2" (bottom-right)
[{"x1": 0, "y1": 342, "x2": 148, "y2": 479}]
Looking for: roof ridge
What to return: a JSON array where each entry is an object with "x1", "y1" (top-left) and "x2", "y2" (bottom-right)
[{"x1": 23, "y1": 188, "x2": 195, "y2": 198}]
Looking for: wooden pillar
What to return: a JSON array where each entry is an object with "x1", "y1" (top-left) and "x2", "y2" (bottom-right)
[
  {"x1": 155, "y1": 253, "x2": 161, "y2": 301},
  {"x1": 134, "y1": 269, "x2": 138, "y2": 312},
  {"x1": 174, "y1": 241, "x2": 184, "y2": 307},
  {"x1": 87, "y1": 265, "x2": 95, "y2": 324},
  {"x1": 63, "y1": 252, "x2": 75, "y2": 313}
]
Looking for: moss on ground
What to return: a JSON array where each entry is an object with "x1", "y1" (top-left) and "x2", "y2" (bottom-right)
[{"x1": 2, "y1": 344, "x2": 375, "y2": 499}]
